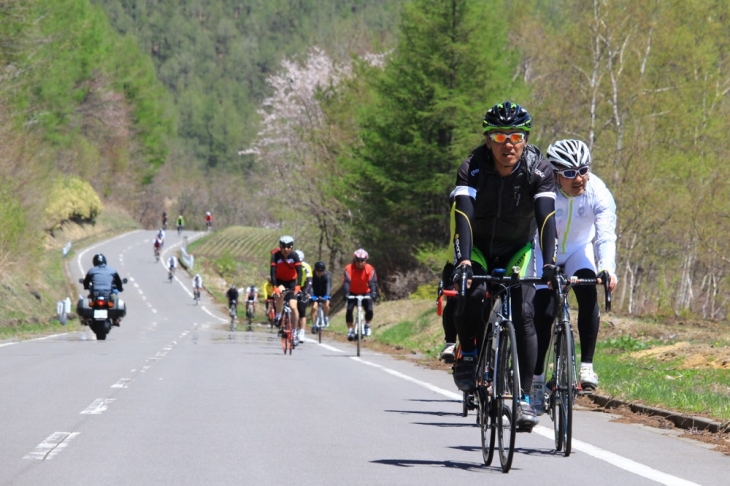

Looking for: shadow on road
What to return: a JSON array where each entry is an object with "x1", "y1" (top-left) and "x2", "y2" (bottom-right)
[{"x1": 370, "y1": 458, "x2": 486, "y2": 471}]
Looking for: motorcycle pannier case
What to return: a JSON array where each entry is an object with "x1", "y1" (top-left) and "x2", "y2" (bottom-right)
[{"x1": 76, "y1": 298, "x2": 94, "y2": 319}]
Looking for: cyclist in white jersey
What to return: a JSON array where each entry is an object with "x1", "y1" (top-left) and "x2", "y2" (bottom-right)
[{"x1": 532, "y1": 139, "x2": 617, "y2": 411}]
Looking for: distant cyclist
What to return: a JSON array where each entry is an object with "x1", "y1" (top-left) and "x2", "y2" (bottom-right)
[
  {"x1": 177, "y1": 214, "x2": 185, "y2": 234},
  {"x1": 205, "y1": 211, "x2": 213, "y2": 231},
  {"x1": 167, "y1": 255, "x2": 177, "y2": 273},
  {"x1": 227, "y1": 285, "x2": 239, "y2": 313},
  {"x1": 162, "y1": 211, "x2": 168, "y2": 230},
  {"x1": 343, "y1": 249, "x2": 377, "y2": 341},
  {"x1": 531, "y1": 139, "x2": 617, "y2": 411},
  {"x1": 192, "y1": 274, "x2": 203, "y2": 300},
  {"x1": 261, "y1": 278, "x2": 276, "y2": 316},
  {"x1": 244, "y1": 284, "x2": 259, "y2": 314},
  {"x1": 294, "y1": 250, "x2": 313, "y2": 342},
  {"x1": 270, "y1": 236, "x2": 302, "y2": 338},
  {"x1": 310, "y1": 261, "x2": 332, "y2": 329},
  {"x1": 153, "y1": 236, "x2": 163, "y2": 258},
  {"x1": 157, "y1": 227, "x2": 166, "y2": 245}
]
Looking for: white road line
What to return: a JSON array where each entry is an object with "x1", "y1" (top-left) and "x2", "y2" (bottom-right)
[
  {"x1": 532, "y1": 428, "x2": 700, "y2": 486},
  {"x1": 0, "y1": 333, "x2": 71, "y2": 349},
  {"x1": 351, "y1": 356, "x2": 700, "y2": 486},
  {"x1": 80, "y1": 398, "x2": 116, "y2": 415},
  {"x1": 111, "y1": 378, "x2": 132, "y2": 388},
  {"x1": 318, "y1": 343, "x2": 344, "y2": 353},
  {"x1": 352, "y1": 357, "x2": 462, "y2": 400},
  {"x1": 76, "y1": 230, "x2": 141, "y2": 275},
  {"x1": 24, "y1": 432, "x2": 80, "y2": 460}
]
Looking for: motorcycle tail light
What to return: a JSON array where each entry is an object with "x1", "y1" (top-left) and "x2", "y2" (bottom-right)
[{"x1": 96, "y1": 298, "x2": 106, "y2": 307}]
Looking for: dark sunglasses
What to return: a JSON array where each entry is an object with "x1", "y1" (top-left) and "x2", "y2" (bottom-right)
[
  {"x1": 280, "y1": 244, "x2": 293, "y2": 249},
  {"x1": 557, "y1": 166, "x2": 589, "y2": 179},
  {"x1": 488, "y1": 132, "x2": 525, "y2": 144},
  {"x1": 354, "y1": 258, "x2": 367, "y2": 263}
]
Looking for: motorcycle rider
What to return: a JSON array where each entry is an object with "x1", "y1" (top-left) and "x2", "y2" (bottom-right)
[{"x1": 82, "y1": 253, "x2": 125, "y2": 326}]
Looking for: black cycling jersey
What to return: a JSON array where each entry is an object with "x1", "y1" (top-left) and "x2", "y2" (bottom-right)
[
  {"x1": 453, "y1": 143, "x2": 557, "y2": 266},
  {"x1": 311, "y1": 272, "x2": 332, "y2": 297}
]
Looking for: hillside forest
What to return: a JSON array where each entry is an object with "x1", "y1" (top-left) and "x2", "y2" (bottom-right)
[{"x1": 1, "y1": 0, "x2": 729, "y2": 322}]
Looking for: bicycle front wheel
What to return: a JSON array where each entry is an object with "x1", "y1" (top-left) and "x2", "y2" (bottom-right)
[
  {"x1": 281, "y1": 314, "x2": 290, "y2": 354},
  {"x1": 317, "y1": 310, "x2": 323, "y2": 344},
  {"x1": 356, "y1": 307, "x2": 362, "y2": 357},
  {"x1": 495, "y1": 321, "x2": 519, "y2": 473},
  {"x1": 554, "y1": 323, "x2": 575, "y2": 455}
]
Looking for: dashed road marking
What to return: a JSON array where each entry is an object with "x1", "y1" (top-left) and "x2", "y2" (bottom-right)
[
  {"x1": 24, "y1": 432, "x2": 80, "y2": 460},
  {"x1": 80, "y1": 398, "x2": 115, "y2": 415}
]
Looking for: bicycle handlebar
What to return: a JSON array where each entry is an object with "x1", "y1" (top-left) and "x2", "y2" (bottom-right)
[
  {"x1": 550, "y1": 270, "x2": 611, "y2": 312},
  {"x1": 450, "y1": 265, "x2": 612, "y2": 317},
  {"x1": 347, "y1": 295, "x2": 371, "y2": 303}
]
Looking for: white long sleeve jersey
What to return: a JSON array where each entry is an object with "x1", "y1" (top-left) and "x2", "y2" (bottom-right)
[{"x1": 553, "y1": 174, "x2": 617, "y2": 276}]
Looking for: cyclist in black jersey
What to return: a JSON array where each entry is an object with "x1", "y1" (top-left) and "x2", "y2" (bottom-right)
[
  {"x1": 451, "y1": 101, "x2": 558, "y2": 432},
  {"x1": 310, "y1": 261, "x2": 332, "y2": 328}
]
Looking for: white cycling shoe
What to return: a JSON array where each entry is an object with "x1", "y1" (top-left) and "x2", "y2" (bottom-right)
[{"x1": 580, "y1": 366, "x2": 599, "y2": 390}]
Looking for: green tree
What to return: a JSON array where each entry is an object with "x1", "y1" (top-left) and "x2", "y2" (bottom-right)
[{"x1": 353, "y1": 0, "x2": 524, "y2": 267}]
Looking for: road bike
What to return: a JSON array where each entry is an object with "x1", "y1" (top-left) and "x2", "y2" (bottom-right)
[
  {"x1": 453, "y1": 267, "x2": 544, "y2": 473},
  {"x1": 278, "y1": 299, "x2": 295, "y2": 355},
  {"x1": 544, "y1": 269, "x2": 611, "y2": 456},
  {"x1": 177, "y1": 224, "x2": 183, "y2": 236},
  {"x1": 168, "y1": 267, "x2": 175, "y2": 283},
  {"x1": 193, "y1": 286, "x2": 201, "y2": 305},
  {"x1": 310, "y1": 296, "x2": 329, "y2": 344},
  {"x1": 347, "y1": 295, "x2": 371, "y2": 357},
  {"x1": 228, "y1": 300, "x2": 237, "y2": 331},
  {"x1": 245, "y1": 299, "x2": 256, "y2": 331},
  {"x1": 154, "y1": 247, "x2": 160, "y2": 262}
]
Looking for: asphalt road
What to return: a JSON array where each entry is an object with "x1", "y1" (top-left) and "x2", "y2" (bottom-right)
[{"x1": 0, "y1": 230, "x2": 727, "y2": 485}]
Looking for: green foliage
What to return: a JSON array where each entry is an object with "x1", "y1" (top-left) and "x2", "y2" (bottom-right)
[
  {"x1": 215, "y1": 252, "x2": 237, "y2": 281},
  {"x1": 93, "y1": 0, "x2": 403, "y2": 171},
  {"x1": 45, "y1": 176, "x2": 103, "y2": 230},
  {"x1": 5, "y1": 0, "x2": 173, "y2": 172},
  {"x1": 598, "y1": 335, "x2": 651, "y2": 352},
  {"x1": 352, "y1": 0, "x2": 524, "y2": 267},
  {"x1": 0, "y1": 189, "x2": 29, "y2": 258}
]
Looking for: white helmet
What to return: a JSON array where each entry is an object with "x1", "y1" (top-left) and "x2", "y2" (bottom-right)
[
  {"x1": 295, "y1": 250, "x2": 304, "y2": 261},
  {"x1": 546, "y1": 139, "x2": 592, "y2": 170}
]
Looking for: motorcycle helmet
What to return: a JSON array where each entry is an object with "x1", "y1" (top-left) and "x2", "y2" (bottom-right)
[
  {"x1": 92, "y1": 253, "x2": 107, "y2": 266},
  {"x1": 482, "y1": 101, "x2": 532, "y2": 133}
]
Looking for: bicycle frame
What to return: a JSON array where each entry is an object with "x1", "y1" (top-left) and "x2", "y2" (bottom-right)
[
  {"x1": 311, "y1": 296, "x2": 327, "y2": 343},
  {"x1": 280, "y1": 301, "x2": 295, "y2": 355},
  {"x1": 453, "y1": 267, "x2": 543, "y2": 473},
  {"x1": 347, "y1": 295, "x2": 371, "y2": 357},
  {"x1": 544, "y1": 269, "x2": 611, "y2": 456}
]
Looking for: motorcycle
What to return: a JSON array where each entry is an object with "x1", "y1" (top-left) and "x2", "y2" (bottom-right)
[{"x1": 77, "y1": 278, "x2": 128, "y2": 340}]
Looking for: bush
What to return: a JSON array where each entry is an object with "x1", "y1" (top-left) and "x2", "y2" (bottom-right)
[{"x1": 45, "y1": 176, "x2": 103, "y2": 231}]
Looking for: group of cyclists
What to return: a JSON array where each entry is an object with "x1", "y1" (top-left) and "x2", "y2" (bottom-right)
[
  {"x1": 154, "y1": 100, "x2": 617, "y2": 438},
  {"x1": 183, "y1": 232, "x2": 377, "y2": 345},
  {"x1": 160, "y1": 211, "x2": 209, "y2": 235},
  {"x1": 440, "y1": 101, "x2": 617, "y2": 433}
]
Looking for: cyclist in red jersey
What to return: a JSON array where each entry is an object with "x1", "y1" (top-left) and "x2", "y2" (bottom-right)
[
  {"x1": 343, "y1": 249, "x2": 377, "y2": 341},
  {"x1": 270, "y1": 235, "x2": 302, "y2": 337}
]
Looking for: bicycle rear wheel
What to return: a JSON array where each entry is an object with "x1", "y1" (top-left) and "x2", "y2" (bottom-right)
[
  {"x1": 554, "y1": 322, "x2": 575, "y2": 455},
  {"x1": 496, "y1": 321, "x2": 519, "y2": 473}
]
